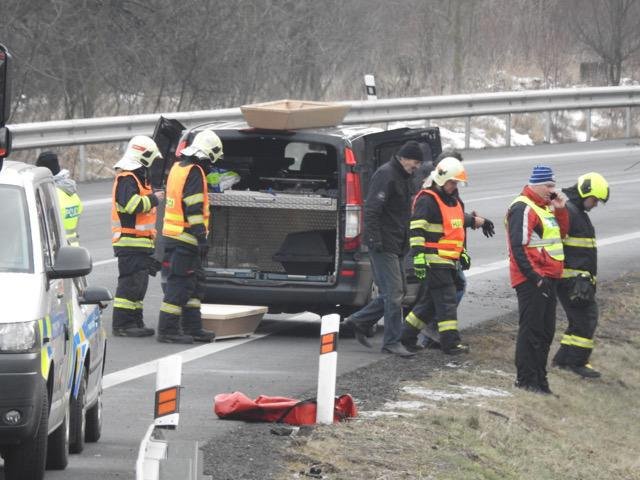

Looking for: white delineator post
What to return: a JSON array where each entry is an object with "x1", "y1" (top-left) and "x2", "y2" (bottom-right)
[
  {"x1": 316, "y1": 313, "x2": 340, "y2": 424},
  {"x1": 154, "y1": 355, "x2": 182, "y2": 428},
  {"x1": 364, "y1": 74, "x2": 377, "y2": 100}
]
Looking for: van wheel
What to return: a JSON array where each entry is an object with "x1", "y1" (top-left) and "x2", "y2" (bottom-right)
[
  {"x1": 85, "y1": 385, "x2": 102, "y2": 442},
  {"x1": 46, "y1": 406, "x2": 69, "y2": 470},
  {"x1": 69, "y1": 374, "x2": 87, "y2": 453},
  {"x1": 3, "y1": 382, "x2": 49, "y2": 480}
]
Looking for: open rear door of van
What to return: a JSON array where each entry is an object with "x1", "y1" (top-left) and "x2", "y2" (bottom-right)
[
  {"x1": 359, "y1": 127, "x2": 442, "y2": 199},
  {"x1": 150, "y1": 116, "x2": 186, "y2": 189}
]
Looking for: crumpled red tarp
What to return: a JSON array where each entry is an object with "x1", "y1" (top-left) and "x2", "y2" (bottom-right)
[{"x1": 214, "y1": 391, "x2": 357, "y2": 425}]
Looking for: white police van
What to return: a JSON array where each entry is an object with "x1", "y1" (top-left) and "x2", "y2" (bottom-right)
[{"x1": 0, "y1": 160, "x2": 112, "y2": 480}]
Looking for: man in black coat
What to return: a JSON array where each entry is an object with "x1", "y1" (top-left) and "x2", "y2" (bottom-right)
[
  {"x1": 344, "y1": 140, "x2": 424, "y2": 357},
  {"x1": 552, "y1": 172, "x2": 610, "y2": 378}
]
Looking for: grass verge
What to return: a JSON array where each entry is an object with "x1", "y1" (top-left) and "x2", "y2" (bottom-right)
[{"x1": 281, "y1": 273, "x2": 640, "y2": 480}]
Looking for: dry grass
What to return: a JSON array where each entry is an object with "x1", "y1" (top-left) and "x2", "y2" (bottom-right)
[{"x1": 281, "y1": 273, "x2": 640, "y2": 480}]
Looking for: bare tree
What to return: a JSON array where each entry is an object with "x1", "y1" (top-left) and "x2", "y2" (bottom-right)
[{"x1": 570, "y1": 0, "x2": 640, "y2": 85}]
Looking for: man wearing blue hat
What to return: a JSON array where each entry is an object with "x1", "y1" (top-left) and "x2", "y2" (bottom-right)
[{"x1": 505, "y1": 165, "x2": 569, "y2": 394}]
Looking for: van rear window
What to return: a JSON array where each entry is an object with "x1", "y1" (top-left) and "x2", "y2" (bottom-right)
[{"x1": 0, "y1": 185, "x2": 33, "y2": 273}]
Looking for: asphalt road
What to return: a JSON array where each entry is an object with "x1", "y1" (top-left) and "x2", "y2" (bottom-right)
[{"x1": 3, "y1": 139, "x2": 640, "y2": 479}]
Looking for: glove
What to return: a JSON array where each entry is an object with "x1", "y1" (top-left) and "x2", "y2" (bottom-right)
[
  {"x1": 460, "y1": 249, "x2": 471, "y2": 270},
  {"x1": 413, "y1": 253, "x2": 426, "y2": 281},
  {"x1": 537, "y1": 277, "x2": 552, "y2": 298},
  {"x1": 481, "y1": 219, "x2": 495, "y2": 238},
  {"x1": 147, "y1": 257, "x2": 162, "y2": 277},
  {"x1": 198, "y1": 242, "x2": 209, "y2": 264}
]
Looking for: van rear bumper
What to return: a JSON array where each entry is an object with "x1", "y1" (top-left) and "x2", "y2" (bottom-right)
[
  {"x1": 202, "y1": 258, "x2": 373, "y2": 314},
  {"x1": 0, "y1": 353, "x2": 44, "y2": 445}
]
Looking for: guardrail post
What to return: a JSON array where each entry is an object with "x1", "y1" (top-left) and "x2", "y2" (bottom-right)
[
  {"x1": 464, "y1": 116, "x2": 471, "y2": 149},
  {"x1": 316, "y1": 313, "x2": 339, "y2": 425},
  {"x1": 544, "y1": 111, "x2": 552, "y2": 143},
  {"x1": 78, "y1": 144, "x2": 86, "y2": 182},
  {"x1": 505, "y1": 114, "x2": 511, "y2": 147},
  {"x1": 586, "y1": 108, "x2": 592, "y2": 141},
  {"x1": 625, "y1": 106, "x2": 632, "y2": 138}
]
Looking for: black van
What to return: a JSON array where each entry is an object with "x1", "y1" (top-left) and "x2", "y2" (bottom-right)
[{"x1": 152, "y1": 119, "x2": 442, "y2": 318}]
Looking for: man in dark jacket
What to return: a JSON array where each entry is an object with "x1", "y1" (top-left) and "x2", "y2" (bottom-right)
[
  {"x1": 506, "y1": 165, "x2": 569, "y2": 394},
  {"x1": 344, "y1": 140, "x2": 424, "y2": 357},
  {"x1": 552, "y1": 172, "x2": 609, "y2": 378}
]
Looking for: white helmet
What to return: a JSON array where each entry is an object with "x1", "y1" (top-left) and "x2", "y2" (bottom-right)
[
  {"x1": 429, "y1": 156, "x2": 468, "y2": 187},
  {"x1": 114, "y1": 135, "x2": 162, "y2": 171},
  {"x1": 181, "y1": 129, "x2": 223, "y2": 164}
]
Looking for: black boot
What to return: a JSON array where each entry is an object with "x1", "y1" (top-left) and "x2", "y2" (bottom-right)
[
  {"x1": 400, "y1": 324, "x2": 421, "y2": 352},
  {"x1": 157, "y1": 333, "x2": 194, "y2": 344},
  {"x1": 187, "y1": 328, "x2": 216, "y2": 343},
  {"x1": 113, "y1": 326, "x2": 155, "y2": 337}
]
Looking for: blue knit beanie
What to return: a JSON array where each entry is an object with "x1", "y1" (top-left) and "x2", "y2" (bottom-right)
[{"x1": 528, "y1": 165, "x2": 555, "y2": 185}]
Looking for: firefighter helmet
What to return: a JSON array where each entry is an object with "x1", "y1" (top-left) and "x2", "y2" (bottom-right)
[
  {"x1": 430, "y1": 156, "x2": 468, "y2": 186},
  {"x1": 577, "y1": 172, "x2": 609, "y2": 203},
  {"x1": 114, "y1": 135, "x2": 162, "y2": 170},
  {"x1": 181, "y1": 129, "x2": 223, "y2": 164}
]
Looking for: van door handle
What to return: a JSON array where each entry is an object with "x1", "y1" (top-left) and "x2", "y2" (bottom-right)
[
  {"x1": 252, "y1": 196, "x2": 276, "y2": 203},
  {"x1": 56, "y1": 292, "x2": 64, "y2": 299}
]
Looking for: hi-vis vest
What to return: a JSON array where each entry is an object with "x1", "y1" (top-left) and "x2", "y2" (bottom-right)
[
  {"x1": 57, "y1": 188, "x2": 83, "y2": 246},
  {"x1": 510, "y1": 195, "x2": 564, "y2": 261},
  {"x1": 162, "y1": 163, "x2": 209, "y2": 246},
  {"x1": 111, "y1": 171, "x2": 157, "y2": 249},
  {"x1": 413, "y1": 189, "x2": 464, "y2": 266}
]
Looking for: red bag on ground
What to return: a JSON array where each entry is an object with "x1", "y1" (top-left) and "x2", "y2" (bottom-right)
[{"x1": 214, "y1": 391, "x2": 357, "y2": 425}]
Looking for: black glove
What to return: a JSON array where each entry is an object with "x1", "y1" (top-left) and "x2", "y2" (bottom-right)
[
  {"x1": 198, "y1": 243, "x2": 209, "y2": 264},
  {"x1": 481, "y1": 219, "x2": 495, "y2": 238},
  {"x1": 460, "y1": 249, "x2": 471, "y2": 270},
  {"x1": 537, "y1": 277, "x2": 552, "y2": 298},
  {"x1": 147, "y1": 257, "x2": 162, "y2": 277}
]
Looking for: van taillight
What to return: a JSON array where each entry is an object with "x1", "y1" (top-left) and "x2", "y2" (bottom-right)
[{"x1": 344, "y1": 148, "x2": 362, "y2": 251}]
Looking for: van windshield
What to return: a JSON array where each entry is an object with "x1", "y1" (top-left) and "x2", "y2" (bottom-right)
[{"x1": 0, "y1": 185, "x2": 33, "y2": 272}]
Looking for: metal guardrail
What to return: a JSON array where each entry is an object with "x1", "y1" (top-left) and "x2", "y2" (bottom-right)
[{"x1": 9, "y1": 85, "x2": 640, "y2": 150}]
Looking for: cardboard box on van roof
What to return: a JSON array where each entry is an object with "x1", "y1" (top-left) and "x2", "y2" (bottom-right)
[{"x1": 240, "y1": 99, "x2": 350, "y2": 130}]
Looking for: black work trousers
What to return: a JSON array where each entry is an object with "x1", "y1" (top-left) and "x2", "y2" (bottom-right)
[
  {"x1": 515, "y1": 278, "x2": 557, "y2": 390},
  {"x1": 112, "y1": 253, "x2": 151, "y2": 330},
  {"x1": 158, "y1": 246, "x2": 204, "y2": 335},
  {"x1": 407, "y1": 267, "x2": 461, "y2": 352},
  {"x1": 553, "y1": 281, "x2": 598, "y2": 367}
]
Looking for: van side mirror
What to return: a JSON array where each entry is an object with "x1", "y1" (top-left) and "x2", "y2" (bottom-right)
[
  {"x1": 0, "y1": 44, "x2": 12, "y2": 128},
  {"x1": 47, "y1": 246, "x2": 92, "y2": 279},
  {"x1": 79, "y1": 285, "x2": 113, "y2": 308},
  {"x1": 0, "y1": 44, "x2": 13, "y2": 167}
]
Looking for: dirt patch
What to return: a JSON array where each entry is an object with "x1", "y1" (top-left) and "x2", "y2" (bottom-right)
[{"x1": 202, "y1": 273, "x2": 640, "y2": 480}]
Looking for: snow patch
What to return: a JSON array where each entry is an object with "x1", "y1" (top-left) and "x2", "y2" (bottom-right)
[
  {"x1": 358, "y1": 410, "x2": 416, "y2": 418},
  {"x1": 383, "y1": 400, "x2": 434, "y2": 411},
  {"x1": 403, "y1": 384, "x2": 511, "y2": 402}
]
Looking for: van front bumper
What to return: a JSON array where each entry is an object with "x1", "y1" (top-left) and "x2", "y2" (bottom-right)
[{"x1": 0, "y1": 352, "x2": 44, "y2": 445}]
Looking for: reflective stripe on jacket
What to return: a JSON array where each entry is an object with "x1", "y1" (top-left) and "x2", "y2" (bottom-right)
[
  {"x1": 111, "y1": 171, "x2": 157, "y2": 250},
  {"x1": 162, "y1": 162, "x2": 210, "y2": 246},
  {"x1": 411, "y1": 189, "x2": 464, "y2": 267}
]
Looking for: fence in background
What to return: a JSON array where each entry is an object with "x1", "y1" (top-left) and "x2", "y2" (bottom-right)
[{"x1": 9, "y1": 86, "x2": 640, "y2": 179}]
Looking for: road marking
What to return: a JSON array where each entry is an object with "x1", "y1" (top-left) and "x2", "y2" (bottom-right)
[
  {"x1": 466, "y1": 230, "x2": 640, "y2": 278},
  {"x1": 103, "y1": 335, "x2": 268, "y2": 389},
  {"x1": 103, "y1": 312, "x2": 312, "y2": 389},
  {"x1": 94, "y1": 258, "x2": 117, "y2": 266},
  {"x1": 83, "y1": 197, "x2": 111, "y2": 207},
  {"x1": 465, "y1": 177, "x2": 640, "y2": 203},
  {"x1": 467, "y1": 145, "x2": 640, "y2": 165}
]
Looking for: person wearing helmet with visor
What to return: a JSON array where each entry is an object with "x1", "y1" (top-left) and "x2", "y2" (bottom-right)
[
  {"x1": 552, "y1": 172, "x2": 609, "y2": 378},
  {"x1": 111, "y1": 135, "x2": 165, "y2": 337},
  {"x1": 506, "y1": 165, "x2": 569, "y2": 394},
  {"x1": 157, "y1": 129, "x2": 222, "y2": 344},
  {"x1": 400, "y1": 156, "x2": 470, "y2": 355}
]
